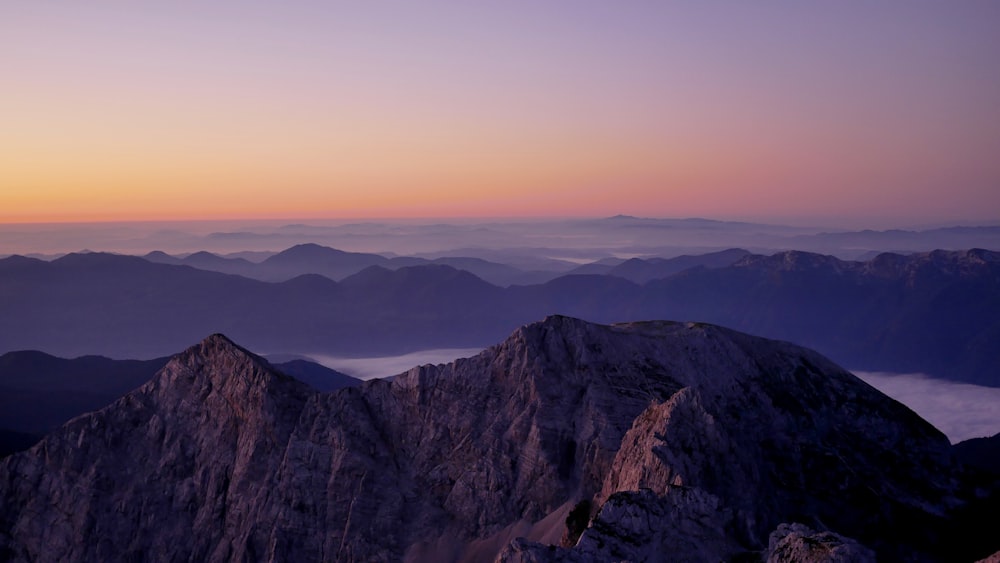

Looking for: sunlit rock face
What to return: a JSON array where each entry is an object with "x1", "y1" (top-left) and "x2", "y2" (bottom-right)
[{"x1": 0, "y1": 317, "x2": 987, "y2": 562}]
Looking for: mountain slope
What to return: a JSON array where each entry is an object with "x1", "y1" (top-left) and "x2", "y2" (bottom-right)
[
  {"x1": 1, "y1": 249, "x2": 998, "y2": 385},
  {"x1": 0, "y1": 351, "x2": 170, "y2": 436},
  {"x1": 0, "y1": 350, "x2": 359, "y2": 458},
  {"x1": 592, "y1": 247, "x2": 750, "y2": 283},
  {"x1": 0, "y1": 318, "x2": 988, "y2": 561},
  {"x1": 636, "y1": 249, "x2": 1000, "y2": 385}
]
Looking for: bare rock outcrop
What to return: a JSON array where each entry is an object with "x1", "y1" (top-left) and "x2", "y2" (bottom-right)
[
  {"x1": 765, "y1": 523, "x2": 875, "y2": 562},
  {"x1": 0, "y1": 317, "x2": 988, "y2": 561}
]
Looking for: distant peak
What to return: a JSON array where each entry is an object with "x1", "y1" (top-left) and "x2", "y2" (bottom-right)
[
  {"x1": 288, "y1": 242, "x2": 325, "y2": 250},
  {"x1": 186, "y1": 251, "x2": 220, "y2": 259}
]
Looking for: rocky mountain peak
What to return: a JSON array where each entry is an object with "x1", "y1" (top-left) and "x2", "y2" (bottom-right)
[
  {"x1": 150, "y1": 332, "x2": 307, "y2": 406},
  {"x1": 0, "y1": 318, "x2": 992, "y2": 561}
]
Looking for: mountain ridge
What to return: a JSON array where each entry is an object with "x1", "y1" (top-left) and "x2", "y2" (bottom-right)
[
  {"x1": 1, "y1": 248, "x2": 997, "y2": 386},
  {"x1": 0, "y1": 347, "x2": 359, "y2": 458},
  {"x1": 2, "y1": 317, "x2": 992, "y2": 561}
]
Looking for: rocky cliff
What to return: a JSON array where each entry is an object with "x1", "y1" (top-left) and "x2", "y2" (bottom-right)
[{"x1": 0, "y1": 317, "x2": 990, "y2": 561}]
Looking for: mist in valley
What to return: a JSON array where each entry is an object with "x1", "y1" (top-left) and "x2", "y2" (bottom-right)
[
  {"x1": 308, "y1": 348, "x2": 485, "y2": 382},
  {"x1": 4, "y1": 216, "x2": 999, "y2": 263},
  {"x1": 854, "y1": 372, "x2": 1000, "y2": 443}
]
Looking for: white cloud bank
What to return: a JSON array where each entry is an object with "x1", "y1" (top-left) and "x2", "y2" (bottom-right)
[
  {"x1": 854, "y1": 372, "x2": 1000, "y2": 444},
  {"x1": 310, "y1": 348, "x2": 486, "y2": 381}
]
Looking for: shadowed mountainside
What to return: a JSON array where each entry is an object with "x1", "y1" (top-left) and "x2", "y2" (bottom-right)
[
  {"x1": 1, "y1": 248, "x2": 998, "y2": 386},
  {"x1": 565, "y1": 247, "x2": 751, "y2": 282}
]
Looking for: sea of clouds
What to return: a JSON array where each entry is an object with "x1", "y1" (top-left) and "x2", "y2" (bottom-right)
[
  {"x1": 854, "y1": 372, "x2": 1000, "y2": 444},
  {"x1": 311, "y1": 348, "x2": 485, "y2": 381}
]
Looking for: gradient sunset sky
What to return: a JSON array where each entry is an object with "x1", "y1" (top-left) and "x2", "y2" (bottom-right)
[{"x1": 4, "y1": 2, "x2": 999, "y2": 225}]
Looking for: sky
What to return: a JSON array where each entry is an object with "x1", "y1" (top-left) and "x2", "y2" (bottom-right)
[{"x1": 4, "y1": 1, "x2": 1000, "y2": 225}]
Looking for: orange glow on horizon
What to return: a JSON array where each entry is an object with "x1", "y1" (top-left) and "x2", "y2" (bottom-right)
[{"x1": 4, "y1": 3, "x2": 999, "y2": 226}]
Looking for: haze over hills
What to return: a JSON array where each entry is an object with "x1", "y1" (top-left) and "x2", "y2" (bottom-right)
[
  {"x1": 1, "y1": 247, "x2": 997, "y2": 387},
  {"x1": 1, "y1": 318, "x2": 996, "y2": 561},
  {"x1": 3, "y1": 217, "x2": 999, "y2": 262},
  {"x1": 144, "y1": 243, "x2": 549, "y2": 286},
  {"x1": 565, "y1": 248, "x2": 752, "y2": 283}
]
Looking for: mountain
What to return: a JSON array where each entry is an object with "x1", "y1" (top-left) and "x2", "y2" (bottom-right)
[
  {"x1": 258, "y1": 243, "x2": 388, "y2": 280},
  {"x1": 144, "y1": 244, "x2": 548, "y2": 286},
  {"x1": 0, "y1": 350, "x2": 359, "y2": 458},
  {"x1": 954, "y1": 432, "x2": 1000, "y2": 476},
  {"x1": 794, "y1": 226, "x2": 1000, "y2": 255},
  {"x1": 2, "y1": 249, "x2": 998, "y2": 386},
  {"x1": 0, "y1": 351, "x2": 170, "y2": 436},
  {"x1": 266, "y1": 359, "x2": 360, "y2": 392},
  {"x1": 588, "y1": 247, "x2": 751, "y2": 283},
  {"x1": 636, "y1": 249, "x2": 1000, "y2": 385},
  {"x1": 0, "y1": 252, "x2": 516, "y2": 358},
  {"x1": 144, "y1": 250, "x2": 261, "y2": 278},
  {"x1": 0, "y1": 318, "x2": 995, "y2": 561}
]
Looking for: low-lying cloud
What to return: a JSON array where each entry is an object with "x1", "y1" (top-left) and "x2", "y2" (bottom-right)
[
  {"x1": 854, "y1": 372, "x2": 1000, "y2": 444},
  {"x1": 310, "y1": 348, "x2": 486, "y2": 381}
]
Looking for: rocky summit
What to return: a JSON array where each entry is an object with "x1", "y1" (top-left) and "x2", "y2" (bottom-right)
[{"x1": 0, "y1": 316, "x2": 993, "y2": 561}]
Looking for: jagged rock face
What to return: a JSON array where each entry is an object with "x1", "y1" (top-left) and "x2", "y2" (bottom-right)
[
  {"x1": 0, "y1": 335, "x2": 315, "y2": 561},
  {"x1": 0, "y1": 318, "x2": 973, "y2": 562}
]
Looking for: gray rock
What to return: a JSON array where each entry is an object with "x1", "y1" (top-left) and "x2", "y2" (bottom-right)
[
  {"x1": 0, "y1": 317, "x2": 981, "y2": 562},
  {"x1": 766, "y1": 523, "x2": 875, "y2": 562}
]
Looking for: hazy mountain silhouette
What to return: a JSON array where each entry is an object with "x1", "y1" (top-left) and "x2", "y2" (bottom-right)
[
  {"x1": 795, "y1": 225, "x2": 1000, "y2": 254},
  {"x1": 0, "y1": 351, "x2": 172, "y2": 458},
  {"x1": 267, "y1": 359, "x2": 360, "y2": 392},
  {"x1": 633, "y1": 249, "x2": 1000, "y2": 386},
  {"x1": 145, "y1": 243, "x2": 550, "y2": 286},
  {"x1": 1, "y1": 248, "x2": 997, "y2": 386},
  {"x1": 953, "y1": 432, "x2": 1000, "y2": 474},
  {"x1": 9, "y1": 217, "x2": 998, "y2": 263},
  {"x1": 566, "y1": 248, "x2": 751, "y2": 283}
]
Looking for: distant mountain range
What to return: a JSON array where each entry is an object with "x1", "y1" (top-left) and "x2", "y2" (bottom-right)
[
  {"x1": 6, "y1": 216, "x2": 999, "y2": 263},
  {"x1": 1, "y1": 247, "x2": 997, "y2": 386},
  {"x1": 140, "y1": 243, "x2": 756, "y2": 287},
  {"x1": 144, "y1": 243, "x2": 559, "y2": 286},
  {"x1": 1, "y1": 318, "x2": 996, "y2": 561}
]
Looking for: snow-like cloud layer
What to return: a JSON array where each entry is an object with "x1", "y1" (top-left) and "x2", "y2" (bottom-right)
[
  {"x1": 310, "y1": 348, "x2": 485, "y2": 381},
  {"x1": 854, "y1": 372, "x2": 1000, "y2": 444}
]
